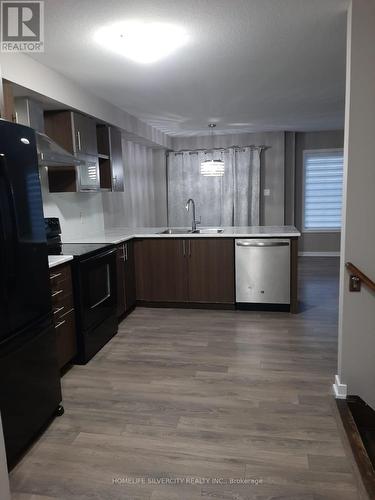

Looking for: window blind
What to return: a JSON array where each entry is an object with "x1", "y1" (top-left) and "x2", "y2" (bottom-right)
[{"x1": 303, "y1": 150, "x2": 344, "y2": 230}]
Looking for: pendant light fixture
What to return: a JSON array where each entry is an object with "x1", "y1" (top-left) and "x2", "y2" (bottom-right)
[{"x1": 200, "y1": 124, "x2": 225, "y2": 177}]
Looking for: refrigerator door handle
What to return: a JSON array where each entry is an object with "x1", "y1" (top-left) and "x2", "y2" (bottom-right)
[
  {"x1": 0, "y1": 154, "x2": 19, "y2": 240},
  {"x1": 0, "y1": 154, "x2": 18, "y2": 288}
]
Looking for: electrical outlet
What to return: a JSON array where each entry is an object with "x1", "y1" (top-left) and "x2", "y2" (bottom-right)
[{"x1": 263, "y1": 188, "x2": 271, "y2": 197}]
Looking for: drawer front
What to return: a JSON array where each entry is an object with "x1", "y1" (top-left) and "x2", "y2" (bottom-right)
[
  {"x1": 50, "y1": 263, "x2": 74, "y2": 304},
  {"x1": 52, "y1": 293, "x2": 74, "y2": 319},
  {"x1": 55, "y1": 309, "x2": 77, "y2": 369},
  {"x1": 50, "y1": 264, "x2": 71, "y2": 287}
]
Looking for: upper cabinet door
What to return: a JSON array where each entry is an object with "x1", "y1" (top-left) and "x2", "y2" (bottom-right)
[
  {"x1": 44, "y1": 111, "x2": 75, "y2": 153},
  {"x1": 187, "y1": 239, "x2": 235, "y2": 304},
  {"x1": 72, "y1": 113, "x2": 98, "y2": 156},
  {"x1": 44, "y1": 111, "x2": 98, "y2": 156},
  {"x1": 109, "y1": 127, "x2": 124, "y2": 192},
  {"x1": 97, "y1": 125, "x2": 125, "y2": 192}
]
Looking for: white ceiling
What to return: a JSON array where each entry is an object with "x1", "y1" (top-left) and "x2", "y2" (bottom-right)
[{"x1": 31, "y1": 0, "x2": 349, "y2": 136}]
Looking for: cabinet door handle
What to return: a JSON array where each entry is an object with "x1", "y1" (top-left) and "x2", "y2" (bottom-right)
[
  {"x1": 55, "y1": 320, "x2": 66, "y2": 329},
  {"x1": 188, "y1": 240, "x2": 191, "y2": 257},
  {"x1": 50, "y1": 272, "x2": 62, "y2": 280},
  {"x1": 182, "y1": 240, "x2": 186, "y2": 257},
  {"x1": 53, "y1": 306, "x2": 65, "y2": 315},
  {"x1": 52, "y1": 289, "x2": 64, "y2": 297},
  {"x1": 120, "y1": 243, "x2": 126, "y2": 261},
  {"x1": 125, "y1": 243, "x2": 128, "y2": 261},
  {"x1": 77, "y1": 130, "x2": 81, "y2": 151}
]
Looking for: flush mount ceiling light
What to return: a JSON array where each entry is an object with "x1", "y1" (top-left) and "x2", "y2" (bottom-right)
[
  {"x1": 200, "y1": 124, "x2": 225, "y2": 177},
  {"x1": 94, "y1": 20, "x2": 189, "y2": 64}
]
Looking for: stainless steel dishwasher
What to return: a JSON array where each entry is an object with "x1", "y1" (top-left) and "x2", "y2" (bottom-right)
[{"x1": 235, "y1": 239, "x2": 290, "y2": 305}]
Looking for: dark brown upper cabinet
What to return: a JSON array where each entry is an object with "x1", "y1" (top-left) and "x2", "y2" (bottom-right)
[
  {"x1": 44, "y1": 110, "x2": 100, "y2": 192},
  {"x1": 134, "y1": 238, "x2": 235, "y2": 306},
  {"x1": 97, "y1": 125, "x2": 125, "y2": 192},
  {"x1": 44, "y1": 110, "x2": 98, "y2": 156},
  {"x1": 1, "y1": 79, "x2": 16, "y2": 123}
]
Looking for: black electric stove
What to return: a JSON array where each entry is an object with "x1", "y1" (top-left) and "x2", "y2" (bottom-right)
[
  {"x1": 50, "y1": 242, "x2": 115, "y2": 259},
  {"x1": 45, "y1": 218, "x2": 118, "y2": 364}
]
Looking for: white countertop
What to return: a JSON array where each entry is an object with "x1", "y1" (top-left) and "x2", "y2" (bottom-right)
[
  {"x1": 63, "y1": 226, "x2": 300, "y2": 245},
  {"x1": 48, "y1": 255, "x2": 73, "y2": 269}
]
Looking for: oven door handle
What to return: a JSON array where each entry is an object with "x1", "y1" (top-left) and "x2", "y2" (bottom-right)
[
  {"x1": 90, "y1": 292, "x2": 111, "y2": 310},
  {"x1": 80, "y1": 247, "x2": 117, "y2": 264}
]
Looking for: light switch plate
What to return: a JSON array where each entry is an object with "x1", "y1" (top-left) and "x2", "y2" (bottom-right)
[{"x1": 263, "y1": 188, "x2": 271, "y2": 196}]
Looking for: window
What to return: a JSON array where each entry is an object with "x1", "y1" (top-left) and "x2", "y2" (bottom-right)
[{"x1": 303, "y1": 149, "x2": 344, "y2": 231}]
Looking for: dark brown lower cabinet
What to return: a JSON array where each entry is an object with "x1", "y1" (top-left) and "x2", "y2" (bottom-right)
[
  {"x1": 116, "y1": 240, "x2": 136, "y2": 318},
  {"x1": 188, "y1": 238, "x2": 235, "y2": 303},
  {"x1": 134, "y1": 239, "x2": 188, "y2": 302},
  {"x1": 116, "y1": 246, "x2": 126, "y2": 317},
  {"x1": 49, "y1": 263, "x2": 77, "y2": 369},
  {"x1": 134, "y1": 238, "x2": 235, "y2": 305}
]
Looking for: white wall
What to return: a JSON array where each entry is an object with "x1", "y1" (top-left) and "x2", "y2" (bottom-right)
[
  {"x1": 40, "y1": 166, "x2": 105, "y2": 239},
  {"x1": 337, "y1": 0, "x2": 375, "y2": 408},
  {"x1": 102, "y1": 141, "x2": 167, "y2": 228}
]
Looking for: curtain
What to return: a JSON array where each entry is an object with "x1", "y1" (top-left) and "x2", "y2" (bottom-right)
[{"x1": 167, "y1": 147, "x2": 261, "y2": 227}]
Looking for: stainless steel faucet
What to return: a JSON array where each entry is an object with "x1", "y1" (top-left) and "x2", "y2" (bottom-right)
[{"x1": 185, "y1": 198, "x2": 200, "y2": 232}]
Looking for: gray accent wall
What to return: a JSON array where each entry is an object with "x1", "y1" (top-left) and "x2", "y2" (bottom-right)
[
  {"x1": 284, "y1": 132, "x2": 296, "y2": 226},
  {"x1": 102, "y1": 141, "x2": 168, "y2": 228},
  {"x1": 294, "y1": 130, "x2": 344, "y2": 253},
  {"x1": 171, "y1": 132, "x2": 286, "y2": 226}
]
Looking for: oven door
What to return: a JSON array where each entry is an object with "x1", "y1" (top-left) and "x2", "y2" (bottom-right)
[{"x1": 79, "y1": 248, "x2": 117, "y2": 331}]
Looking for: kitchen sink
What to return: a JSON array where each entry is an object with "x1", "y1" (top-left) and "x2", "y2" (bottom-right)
[
  {"x1": 158, "y1": 228, "x2": 224, "y2": 235},
  {"x1": 192, "y1": 228, "x2": 224, "y2": 234},
  {"x1": 158, "y1": 228, "x2": 192, "y2": 234}
]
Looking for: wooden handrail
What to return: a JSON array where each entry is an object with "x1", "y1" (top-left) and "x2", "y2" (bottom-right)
[{"x1": 346, "y1": 262, "x2": 375, "y2": 293}]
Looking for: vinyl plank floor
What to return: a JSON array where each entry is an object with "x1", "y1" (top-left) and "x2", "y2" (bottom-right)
[{"x1": 10, "y1": 257, "x2": 361, "y2": 499}]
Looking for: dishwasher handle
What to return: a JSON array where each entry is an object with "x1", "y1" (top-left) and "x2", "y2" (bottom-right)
[{"x1": 236, "y1": 241, "x2": 289, "y2": 247}]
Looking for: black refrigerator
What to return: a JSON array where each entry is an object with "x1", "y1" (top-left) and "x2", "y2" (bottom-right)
[{"x1": 0, "y1": 120, "x2": 62, "y2": 469}]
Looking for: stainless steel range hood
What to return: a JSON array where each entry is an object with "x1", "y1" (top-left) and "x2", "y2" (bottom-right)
[
  {"x1": 15, "y1": 97, "x2": 82, "y2": 167},
  {"x1": 35, "y1": 131, "x2": 82, "y2": 167}
]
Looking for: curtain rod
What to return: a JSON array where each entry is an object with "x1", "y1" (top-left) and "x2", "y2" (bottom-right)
[{"x1": 167, "y1": 145, "x2": 269, "y2": 155}]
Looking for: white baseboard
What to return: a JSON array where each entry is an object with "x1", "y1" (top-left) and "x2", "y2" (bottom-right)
[
  {"x1": 333, "y1": 374, "x2": 347, "y2": 399},
  {"x1": 299, "y1": 251, "x2": 341, "y2": 257}
]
